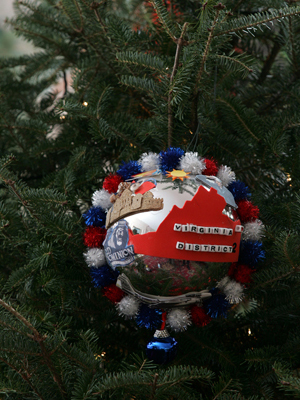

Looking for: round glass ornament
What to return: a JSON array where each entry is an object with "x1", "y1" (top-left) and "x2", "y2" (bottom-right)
[
  {"x1": 82, "y1": 148, "x2": 265, "y2": 363},
  {"x1": 146, "y1": 330, "x2": 178, "y2": 364}
]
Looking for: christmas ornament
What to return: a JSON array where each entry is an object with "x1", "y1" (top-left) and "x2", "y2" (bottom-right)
[
  {"x1": 146, "y1": 330, "x2": 178, "y2": 364},
  {"x1": 82, "y1": 147, "x2": 265, "y2": 363}
]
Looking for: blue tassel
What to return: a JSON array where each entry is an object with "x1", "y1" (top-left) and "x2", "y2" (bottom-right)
[
  {"x1": 159, "y1": 147, "x2": 185, "y2": 174},
  {"x1": 135, "y1": 304, "x2": 162, "y2": 329},
  {"x1": 83, "y1": 207, "x2": 106, "y2": 227},
  {"x1": 204, "y1": 288, "x2": 231, "y2": 318},
  {"x1": 90, "y1": 265, "x2": 119, "y2": 288},
  {"x1": 117, "y1": 161, "x2": 141, "y2": 181},
  {"x1": 239, "y1": 240, "x2": 265, "y2": 267},
  {"x1": 228, "y1": 180, "x2": 250, "y2": 201}
]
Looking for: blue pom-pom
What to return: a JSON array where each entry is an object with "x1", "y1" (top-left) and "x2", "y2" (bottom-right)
[
  {"x1": 228, "y1": 180, "x2": 250, "y2": 201},
  {"x1": 204, "y1": 288, "x2": 231, "y2": 318},
  {"x1": 239, "y1": 240, "x2": 265, "y2": 267},
  {"x1": 90, "y1": 265, "x2": 119, "y2": 288},
  {"x1": 83, "y1": 207, "x2": 106, "y2": 227},
  {"x1": 135, "y1": 304, "x2": 162, "y2": 329},
  {"x1": 117, "y1": 161, "x2": 141, "y2": 181},
  {"x1": 159, "y1": 147, "x2": 185, "y2": 174}
]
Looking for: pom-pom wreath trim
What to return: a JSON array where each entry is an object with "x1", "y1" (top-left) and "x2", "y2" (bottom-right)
[
  {"x1": 82, "y1": 148, "x2": 264, "y2": 331},
  {"x1": 203, "y1": 158, "x2": 218, "y2": 176},
  {"x1": 83, "y1": 227, "x2": 107, "y2": 248},
  {"x1": 103, "y1": 174, "x2": 123, "y2": 194}
]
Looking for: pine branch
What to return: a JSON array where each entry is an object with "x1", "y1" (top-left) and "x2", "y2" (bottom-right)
[
  {"x1": 72, "y1": 0, "x2": 84, "y2": 32},
  {"x1": 0, "y1": 113, "x2": 25, "y2": 151},
  {"x1": 9, "y1": 22, "x2": 61, "y2": 48},
  {"x1": 96, "y1": 85, "x2": 114, "y2": 119},
  {"x1": 116, "y1": 51, "x2": 168, "y2": 73},
  {"x1": 212, "y1": 378, "x2": 233, "y2": 400},
  {"x1": 58, "y1": 350, "x2": 94, "y2": 372},
  {"x1": 0, "y1": 348, "x2": 41, "y2": 357},
  {"x1": 215, "y1": 98, "x2": 260, "y2": 141},
  {"x1": 1, "y1": 179, "x2": 40, "y2": 222},
  {"x1": 60, "y1": 0, "x2": 83, "y2": 33},
  {"x1": 90, "y1": 1, "x2": 108, "y2": 34},
  {"x1": 273, "y1": 362, "x2": 300, "y2": 396},
  {"x1": 150, "y1": 373, "x2": 158, "y2": 400},
  {"x1": 149, "y1": 0, "x2": 179, "y2": 41},
  {"x1": 0, "y1": 123, "x2": 46, "y2": 135},
  {"x1": 0, "y1": 356, "x2": 46, "y2": 400},
  {"x1": 194, "y1": 4, "x2": 224, "y2": 95},
  {"x1": 17, "y1": 1, "x2": 70, "y2": 31},
  {"x1": 120, "y1": 76, "x2": 158, "y2": 94},
  {"x1": 0, "y1": 299, "x2": 68, "y2": 399},
  {"x1": 0, "y1": 155, "x2": 15, "y2": 171},
  {"x1": 257, "y1": 74, "x2": 298, "y2": 114},
  {"x1": 184, "y1": 332, "x2": 236, "y2": 366},
  {"x1": 214, "y1": 6, "x2": 300, "y2": 38},
  {"x1": 168, "y1": 22, "x2": 188, "y2": 147},
  {"x1": 0, "y1": 299, "x2": 41, "y2": 340},
  {"x1": 138, "y1": 358, "x2": 147, "y2": 373},
  {"x1": 288, "y1": 16, "x2": 298, "y2": 72},
  {"x1": 216, "y1": 54, "x2": 253, "y2": 74},
  {"x1": 257, "y1": 40, "x2": 282, "y2": 85},
  {"x1": 283, "y1": 233, "x2": 297, "y2": 269},
  {"x1": 0, "y1": 319, "x2": 36, "y2": 341}
]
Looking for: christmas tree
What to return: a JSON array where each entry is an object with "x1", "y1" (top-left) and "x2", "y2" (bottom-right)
[{"x1": 0, "y1": 0, "x2": 300, "y2": 398}]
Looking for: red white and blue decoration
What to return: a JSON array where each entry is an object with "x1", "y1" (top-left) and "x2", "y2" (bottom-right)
[{"x1": 82, "y1": 148, "x2": 265, "y2": 363}]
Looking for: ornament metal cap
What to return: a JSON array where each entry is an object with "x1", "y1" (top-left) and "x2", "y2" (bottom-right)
[{"x1": 153, "y1": 329, "x2": 170, "y2": 338}]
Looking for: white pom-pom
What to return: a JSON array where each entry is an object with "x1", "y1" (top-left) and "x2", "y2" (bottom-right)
[
  {"x1": 83, "y1": 248, "x2": 106, "y2": 268},
  {"x1": 217, "y1": 165, "x2": 236, "y2": 187},
  {"x1": 138, "y1": 152, "x2": 160, "y2": 172},
  {"x1": 242, "y1": 220, "x2": 264, "y2": 241},
  {"x1": 166, "y1": 308, "x2": 191, "y2": 332},
  {"x1": 116, "y1": 296, "x2": 140, "y2": 318},
  {"x1": 217, "y1": 276, "x2": 244, "y2": 304},
  {"x1": 92, "y1": 189, "x2": 112, "y2": 210},
  {"x1": 179, "y1": 152, "x2": 205, "y2": 174}
]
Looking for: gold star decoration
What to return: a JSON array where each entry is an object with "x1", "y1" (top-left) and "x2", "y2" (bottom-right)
[{"x1": 165, "y1": 169, "x2": 191, "y2": 181}]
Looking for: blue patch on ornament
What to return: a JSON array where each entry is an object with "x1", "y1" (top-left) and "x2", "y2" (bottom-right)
[{"x1": 103, "y1": 220, "x2": 135, "y2": 269}]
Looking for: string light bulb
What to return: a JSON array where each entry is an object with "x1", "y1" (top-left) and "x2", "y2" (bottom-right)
[
  {"x1": 94, "y1": 351, "x2": 106, "y2": 360},
  {"x1": 83, "y1": 101, "x2": 88, "y2": 106}
]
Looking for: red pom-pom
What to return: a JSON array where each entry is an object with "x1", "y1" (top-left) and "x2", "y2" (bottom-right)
[
  {"x1": 103, "y1": 174, "x2": 123, "y2": 194},
  {"x1": 203, "y1": 158, "x2": 218, "y2": 176},
  {"x1": 228, "y1": 262, "x2": 238, "y2": 278},
  {"x1": 190, "y1": 305, "x2": 212, "y2": 327},
  {"x1": 83, "y1": 226, "x2": 107, "y2": 247},
  {"x1": 102, "y1": 284, "x2": 124, "y2": 303},
  {"x1": 237, "y1": 199, "x2": 259, "y2": 223},
  {"x1": 228, "y1": 263, "x2": 255, "y2": 284}
]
